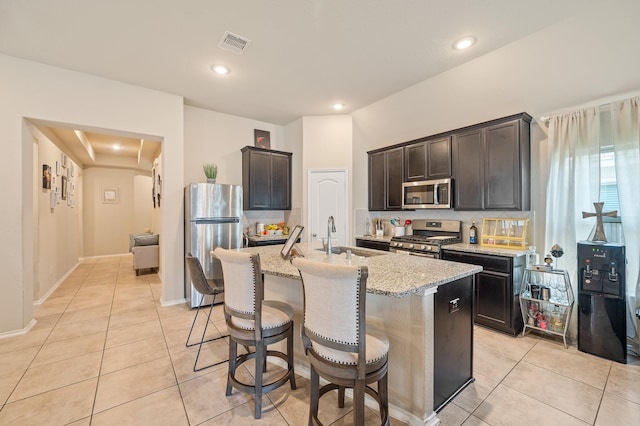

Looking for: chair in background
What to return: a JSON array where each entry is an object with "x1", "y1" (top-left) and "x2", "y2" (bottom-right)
[
  {"x1": 132, "y1": 233, "x2": 159, "y2": 276},
  {"x1": 213, "y1": 247, "x2": 296, "y2": 419},
  {"x1": 292, "y1": 257, "x2": 390, "y2": 426},
  {"x1": 185, "y1": 253, "x2": 226, "y2": 372}
]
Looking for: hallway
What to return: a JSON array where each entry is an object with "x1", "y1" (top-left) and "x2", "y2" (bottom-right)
[{"x1": 0, "y1": 255, "x2": 639, "y2": 425}]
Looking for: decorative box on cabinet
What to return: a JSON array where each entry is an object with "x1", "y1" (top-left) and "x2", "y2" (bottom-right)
[
  {"x1": 452, "y1": 113, "x2": 531, "y2": 211},
  {"x1": 368, "y1": 146, "x2": 403, "y2": 211},
  {"x1": 441, "y1": 249, "x2": 525, "y2": 336},
  {"x1": 241, "y1": 146, "x2": 292, "y2": 210},
  {"x1": 520, "y1": 268, "x2": 574, "y2": 348}
]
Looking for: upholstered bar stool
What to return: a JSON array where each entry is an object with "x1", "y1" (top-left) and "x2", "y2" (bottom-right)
[
  {"x1": 292, "y1": 258, "x2": 390, "y2": 426},
  {"x1": 213, "y1": 247, "x2": 297, "y2": 419},
  {"x1": 185, "y1": 253, "x2": 226, "y2": 372}
]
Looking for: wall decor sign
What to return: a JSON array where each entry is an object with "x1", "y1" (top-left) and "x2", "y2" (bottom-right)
[
  {"x1": 56, "y1": 161, "x2": 60, "y2": 176},
  {"x1": 42, "y1": 164, "x2": 52, "y2": 189},
  {"x1": 61, "y1": 153, "x2": 67, "y2": 168},
  {"x1": 102, "y1": 187, "x2": 119, "y2": 204},
  {"x1": 254, "y1": 129, "x2": 271, "y2": 149}
]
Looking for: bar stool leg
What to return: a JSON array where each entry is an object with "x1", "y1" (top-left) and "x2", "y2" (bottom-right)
[
  {"x1": 309, "y1": 367, "x2": 320, "y2": 426},
  {"x1": 254, "y1": 341, "x2": 264, "y2": 419}
]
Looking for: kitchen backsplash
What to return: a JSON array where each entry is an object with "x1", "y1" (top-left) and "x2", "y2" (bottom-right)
[{"x1": 357, "y1": 208, "x2": 535, "y2": 246}]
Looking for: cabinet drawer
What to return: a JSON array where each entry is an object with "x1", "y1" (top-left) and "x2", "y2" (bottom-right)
[{"x1": 442, "y1": 250, "x2": 511, "y2": 273}]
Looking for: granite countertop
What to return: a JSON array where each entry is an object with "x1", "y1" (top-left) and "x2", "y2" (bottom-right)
[
  {"x1": 444, "y1": 243, "x2": 528, "y2": 257},
  {"x1": 230, "y1": 243, "x2": 481, "y2": 298},
  {"x1": 355, "y1": 235, "x2": 393, "y2": 243}
]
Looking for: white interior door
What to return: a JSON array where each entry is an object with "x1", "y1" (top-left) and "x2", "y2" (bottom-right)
[{"x1": 308, "y1": 170, "x2": 348, "y2": 247}]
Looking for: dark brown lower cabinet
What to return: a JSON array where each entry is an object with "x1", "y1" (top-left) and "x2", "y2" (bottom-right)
[{"x1": 441, "y1": 249, "x2": 525, "y2": 336}]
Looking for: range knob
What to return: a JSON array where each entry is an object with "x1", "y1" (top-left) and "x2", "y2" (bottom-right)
[
  {"x1": 391, "y1": 242, "x2": 397, "y2": 247},
  {"x1": 408, "y1": 244, "x2": 414, "y2": 249},
  {"x1": 425, "y1": 245, "x2": 432, "y2": 251},
  {"x1": 419, "y1": 245, "x2": 426, "y2": 250}
]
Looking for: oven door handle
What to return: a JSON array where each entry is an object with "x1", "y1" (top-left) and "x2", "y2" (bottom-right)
[{"x1": 434, "y1": 183, "x2": 440, "y2": 205}]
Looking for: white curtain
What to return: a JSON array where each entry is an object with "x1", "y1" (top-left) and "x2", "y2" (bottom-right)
[
  {"x1": 610, "y1": 96, "x2": 640, "y2": 346},
  {"x1": 545, "y1": 108, "x2": 600, "y2": 338}
]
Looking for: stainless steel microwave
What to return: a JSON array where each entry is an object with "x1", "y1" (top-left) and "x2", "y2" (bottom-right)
[{"x1": 402, "y1": 178, "x2": 452, "y2": 209}]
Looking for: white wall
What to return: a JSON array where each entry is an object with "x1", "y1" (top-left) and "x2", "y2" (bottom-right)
[
  {"x1": 351, "y1": 0, "x2": 640, "y2": 253},
  {"x1": 0, "y1": 54, "x2": 184, "y2": 333},
  {"x1": 83, "y1": 167, "x2": 151, "y2": 256},
  {"x1": 300, "y1": 116, "x2": 353, "y2": 239},
  {"x1": 183, "y1": 105, "x2": 288, "y2": 232},
  {"x1": 134, "y1": 174, "x2": 153, "y2": 233},
  {"x1": 32, "y1": 125, "x2": 82, "y2": 300}
]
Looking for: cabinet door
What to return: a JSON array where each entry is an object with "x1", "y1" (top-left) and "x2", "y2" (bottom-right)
[
  {"x1": 427, "y1": 136, "x2": 452, "y2": 179},
  {"x1": 368, "y1": 152, "x2": 385, "y2": 210},
  {"x1": 404, "y1": 142, "x2": 427, "y2": 182},
  {"x1": 452, "y1": 129, "x2": 483, "y2": 210},
  {"x1": 484, "y1": 121, "x2": 520, "y2": 209},
  {"x1": 247, "y1": 150, "x2": 271, "y2": 209},
  {"x1": 270, "y1": 153, "x2": 291, "y2": 210},
  {"x1": 476, "y1": 270, "x2": 511, "y2": 328},
  {"x1": 385, "y1": 147, "x2": 404, "y2": 210}
]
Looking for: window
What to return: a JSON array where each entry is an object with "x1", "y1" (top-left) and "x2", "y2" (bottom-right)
[{"x1": 600, "y1": 147, "x2": 620, "y2": 215}]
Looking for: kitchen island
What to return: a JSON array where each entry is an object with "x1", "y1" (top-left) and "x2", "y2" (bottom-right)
[{"x1": 234, "y1": 243, "x2": 481, "y2": 426}]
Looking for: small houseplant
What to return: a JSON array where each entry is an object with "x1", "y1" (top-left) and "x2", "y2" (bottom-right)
[{"x1": 203, "y1": 163, "x2": 217, "y2": 183}]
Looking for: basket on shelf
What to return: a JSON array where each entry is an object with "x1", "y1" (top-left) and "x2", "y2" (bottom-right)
[{"x1": 480, "y1": 218, "x2": 529, "y2": 249}]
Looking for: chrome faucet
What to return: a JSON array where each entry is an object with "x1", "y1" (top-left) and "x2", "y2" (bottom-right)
[{"x1": 327, "y1": 215, "x2": 336, "y2": 255}]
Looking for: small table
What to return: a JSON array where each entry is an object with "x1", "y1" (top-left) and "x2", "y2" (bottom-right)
[{"x1": 520, "y1": 268, "x2": 574, "y2": 348}]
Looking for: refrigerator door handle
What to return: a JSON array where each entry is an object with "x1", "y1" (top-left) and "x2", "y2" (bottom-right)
[{"x1": 194, "y1": 218, "x2": 240, "y2": 224}]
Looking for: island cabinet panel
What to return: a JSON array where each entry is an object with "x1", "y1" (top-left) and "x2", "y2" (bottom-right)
[
  {"x1": 452, "y1": 113, "x2": 531, "y2": 211},
  {"x1": 242, "y1": 146, "x2": 292, "y2": 210},
  {"x1": 368, "y1": 146, "x2": 404, "y2": 211},
  {"x1": 404, "y1": 136, "x2": 452, "y2": 182},
  {"x1": 441, "y1": 249, "x2": 525, "y2": 336}
]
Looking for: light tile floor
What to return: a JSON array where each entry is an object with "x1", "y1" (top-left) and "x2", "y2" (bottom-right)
[{"x1": 1, "y1": 254, "x2": 639, "y2": 425}]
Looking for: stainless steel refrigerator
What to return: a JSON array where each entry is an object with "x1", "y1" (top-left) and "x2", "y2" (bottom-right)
[{"x1": 185, "y1": 183, "x2": 243, "y2": 308}]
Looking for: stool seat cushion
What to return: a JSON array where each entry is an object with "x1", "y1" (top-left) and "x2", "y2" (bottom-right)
[
  {"x1": 230, "y1": 300, "x2": 294, "y2": 331},
  {"x1": 312, "y1": 328, "x2": 389, "y2": 365}
]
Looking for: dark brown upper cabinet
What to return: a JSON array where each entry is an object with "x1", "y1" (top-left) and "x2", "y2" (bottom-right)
[
  {"x1": 241, "y1": 146, "x2": 292, "y2": 210},
  {"x1": 452, "y1": 113, "x2": 531, "y2": 211},
  {"x1": 368, "y1": 146, "x2": 404, "y2": 211},
  {"x1": 404, "y1": 136, "x2": 452, "y2": 182}
]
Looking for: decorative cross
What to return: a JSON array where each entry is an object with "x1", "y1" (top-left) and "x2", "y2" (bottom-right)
[{"x1": 582, "y1": 202, "x2": 617, "y2": 242}]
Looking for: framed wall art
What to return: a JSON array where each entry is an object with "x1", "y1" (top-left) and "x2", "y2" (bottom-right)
[
  {"x1": 254, "y1": 129, "x2": 271, "y2": 149},
  {"x1": 61, "y1": 176, "x2": 67, "y2": 200},
  {"x1": 102, "y1": 187, "x2": 118, "y2": 204},
  {"x1": 42, "y1": 164, "x2": 52, "y2": 189}
]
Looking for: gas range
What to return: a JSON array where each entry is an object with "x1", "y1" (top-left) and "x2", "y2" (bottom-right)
[{"x1": 390, "y1": 219, "x2": 461, "y2": 258}]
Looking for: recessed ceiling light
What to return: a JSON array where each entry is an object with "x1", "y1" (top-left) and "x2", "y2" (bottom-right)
[
  {"x1": 332, "y1": 103, "x2": 345, "y2": 111},
  {"x1": 113, "y1": 144, "x2": 121, "y2": 151},
  {"x1": 211, "y1": 65, "x2": 230, "y2": 75},
  {"x1": 454, "y1": 36, "x2": 476, "y2": 50}
]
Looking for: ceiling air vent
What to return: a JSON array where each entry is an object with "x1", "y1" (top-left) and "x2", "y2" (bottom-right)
[{"x1": 218, "y1": 31, "x2": 251, "y2": 55}]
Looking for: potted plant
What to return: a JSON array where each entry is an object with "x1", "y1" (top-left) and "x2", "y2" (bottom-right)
[{"x1": 203, "y1": 163, "x2": 217, "y2": 183}]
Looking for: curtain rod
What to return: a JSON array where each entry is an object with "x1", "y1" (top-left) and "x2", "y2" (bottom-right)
[{"x1": 539, "y1": 102, "x2": 613, "y2": 123}]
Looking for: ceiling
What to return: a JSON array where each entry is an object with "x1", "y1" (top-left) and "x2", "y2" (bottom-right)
[{"x1": 0, "y1": 0, "x2": 597, "y2": 168}]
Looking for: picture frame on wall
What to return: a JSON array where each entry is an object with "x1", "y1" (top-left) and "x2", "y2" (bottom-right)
[
  {"x1": 102, "y1": 187, "x2": 119, "y2": 204},
  {"x1": 254, "y1": 129, "x2": 271, "y2": 149},
  {"x1": 42, "y1": 164, "x2": 52, "y2": 189},
  {"x1": 61, "y1": 176, "x2": 67, "y2": 200},
  {"x1": 56, "y1": 161, "x2": 60, "y2": 176}
]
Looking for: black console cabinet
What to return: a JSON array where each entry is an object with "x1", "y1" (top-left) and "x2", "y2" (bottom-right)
[
  {"x1": 241, "y1": 146, "x2": 292, "y2": 210},
  {"x1": 442, "y1": 249, "x2": 525, "y2": 336}
]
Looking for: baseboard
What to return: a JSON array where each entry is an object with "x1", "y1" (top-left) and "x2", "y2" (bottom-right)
[
  {"x1": 33, "y1": 261, "x2": 81, "y2": 305},
  {"x1": 160, "y1": 297, "x2": 187, "y2": 307},
  {"x1": 0, "y1": 319, "x2": 36, "y2": 340}
]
